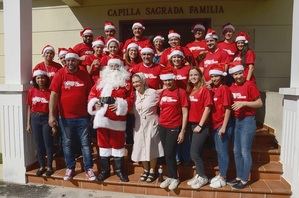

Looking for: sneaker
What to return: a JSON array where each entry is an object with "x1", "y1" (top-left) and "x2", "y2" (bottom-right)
[
  {"x1": 187, "y1": 174, "x2": 199, "y2": 186},
  {"x1": 168, "y1": 179, "x2": 180, "y2": 190},
  {"x1": 232, "y1": 180, "x2": 247, "y2": 190},
  {"x1": 63, "y1": 168, "x2": 74, "y2": 181},
  {"x1": 85, "y1": 168, "x2": 96, "y2": 181},
  {"x1": 209, "y1": 176, "x2": 226, "y2": 188},
  {"x1": 227, "y1": 178, "x2": 241, "y2": 186},
  {"x1": 36, "y1": 168, "x2": 46, "y2": 177},
  {"x1": 191, "y1": 176, "x2": 208, "y2": 189},
  {"x1": 160, "y1": 178, "x2": 173, "y2": 189},
  {"x1": 210, "y1": 174, "x2": 221, "y2": 184},
  {"x1": 45, "y1": 168, "x2": 54, "y2": 177}
]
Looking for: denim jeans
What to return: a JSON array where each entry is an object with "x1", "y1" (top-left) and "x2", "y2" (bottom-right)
[
  {"x1": 233, "y1": 116, "x2": 256, "y2": 182},
  {"x1": 212, "y1": 119, "x2": 234, "y2": 178},
  {"x1": 31, "y1": 113, "x2": 53, "y2": 168},
  {"x1": 176, "y1": 129, "x2": 192, "y2": 164},
  {"x1": 59, "y1": 117, "x2": 93, "y2": 171}
]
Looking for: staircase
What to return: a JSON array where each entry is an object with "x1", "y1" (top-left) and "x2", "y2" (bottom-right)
[{"x1": 26, "y1": 125, "x2": 292, "y2": 198}]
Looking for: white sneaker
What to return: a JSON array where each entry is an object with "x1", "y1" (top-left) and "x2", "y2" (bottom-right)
[
  {"x1": 187, "y1": 174, "x2": 199, "y2": 186},
  {"x1": 210, "y1": 174, "x2": 221, "y2": 184},
  {"x1": 209, "y1": 177, "x2": 226, "y2": 188},
  {"x1": 168, "y1": 179, "x2": 180, "y2": 190},
  {"x1": 191, "y1": 176, "x2": 208, "y2": 189},
  {"x1": 160, "y1": 178, "x2": 173, "y2": 189}
]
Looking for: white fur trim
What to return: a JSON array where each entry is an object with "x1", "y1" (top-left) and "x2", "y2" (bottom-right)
[
  {"x1": 107, "y1": 59, "x2": 123, "y2": 67},
  {"x1": 205, "y1": 33, "x2": 218, "y2": 40},
  {"x1": 33, "y1": 70, "x2": 48, "y2": 77},
  {"x1": 87, "y1": 98, "x2": 100, "y2": 115},
  {"x1": 99, "y1": 147, "x2": 112, "y2": 157},
  {"x1": 160, "y1": 73, "x2": 176, "y2": 80},
  {"x1": 209, "y1": 69, "x2": 227, "y2": 76},
  {"x1": 58, "y1": 50, "x2": 68, "y2": 58},
  {"x1": 229, "y1": 65, "x2": 244, "y2": 74},
  {"x1": 127, "y1": 43, "x2": 139, "y2": 50},
  {"x1": 106, "y1": 38, "x2": 120, "y2": 47},
  {"x1": 141, "y1": 47, "x2": 154, "y2": 54},
  {"x1": 168, "y1": 32, "x2": 180, "y2": 39},
  {"x1": 153, "y1": 35, "x2": 165, "y2": 42},
  {"x1": 115, "y1": 98, "x2": 128, "y2": 116},
  {"x1": 223, "y1": 24, "x2": 235, "y2": 32},
  {"x1": 112, "y1": 148, "x2": 126, "y2": 157},
  {"x1": 235, "y1": 36, "x2": 248, "y2": 43},
  {"x1": 93, "y1": 113, "x2": 126, "y2": 130},
  {"x1": 132, "y1": 22, "x2": 145, "y2": 30},
  {"x1": 42, "y1": 46, "x2": 54, "y2": 55},
  {"x1": 104, "y1": 24, "x2": 115, "y2": 31},
  {"x1": 92, "y1": 40, "x2": 104, "y2": 47},
  {"x1": 82, "y1": 29, "x2": 93, "y2": 35},
  {"x1": 168, "y1": 50, "x2": 184, "y2": 59},
  {"x1": 65, "y1": 53, "x2": 80, "y2": 60}
]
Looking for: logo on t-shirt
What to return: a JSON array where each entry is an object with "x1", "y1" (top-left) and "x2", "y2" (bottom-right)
[
  {"x1": 223, "y1": 49, "x2": 234, "y2": 55},
  {"x1": 160, "y1": 96, "x2": 177, "y2": 103},
  {"x1": 144, "y1": 73, "x2": 157, "y2": 79},
  {"x1": 176, "y1": 75, "x2": 187, "y2": 80},
  {"x1": 232, "y1": 93, "x2": 247, "y2": 99},
  {"x1": 233, "y1": 57, "x2": 241, "y2": 62},
  {"x1": 189, "y1": 96, "x2": 198, "y2": 102},
  {"x1": 32, "y1": 97, "x2": 49, "y2": 105},
  {"x1": 64, "y1": 81, "x2": 84, "y2": 89},
  {"x1": 189, "y1": 46, "x2": 205, "y2": 52},
  {"x1": 204, "y1": 59, "x2": 218, "y2": 67}
]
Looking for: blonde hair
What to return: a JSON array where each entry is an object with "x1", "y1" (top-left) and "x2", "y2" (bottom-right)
[{"x1": 187, "y1": 67, "x2": 205, "y2": 93}]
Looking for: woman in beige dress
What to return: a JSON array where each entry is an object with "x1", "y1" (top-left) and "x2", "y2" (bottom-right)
[{"x1": 131, "y1": 73, "x2": 164, "y2": 183}]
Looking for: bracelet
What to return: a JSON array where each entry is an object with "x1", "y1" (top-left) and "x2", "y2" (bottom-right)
[{"x1": 198, "y1": 124, "x2": 202, "y2": 128}]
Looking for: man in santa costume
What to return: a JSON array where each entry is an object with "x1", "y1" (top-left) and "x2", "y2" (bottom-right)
[
  {"x1": 88, "y1": 58, "x2": 134, "y2": 182},
  {"x1": 73, "y1": 27, "x2": 94, "y2": 59}
]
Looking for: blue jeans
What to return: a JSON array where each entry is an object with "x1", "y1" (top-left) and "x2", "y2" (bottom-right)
[
  {"x1": 233, "y1": 116, "x2": 256, "y2": 182},
  {"x1": 59, "y1": 117, "x2": 93, "y2": 171},
  {"x1": 31, "y1": 113, "x2": 53, "y2": 168},
  {"x1": 212, "y1": 119, "x2": 234, "y2": 178}
]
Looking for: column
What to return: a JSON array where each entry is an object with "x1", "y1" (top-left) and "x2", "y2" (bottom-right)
[{"x1": 0, "y1": 0, "x2": 35, "y2": 184}]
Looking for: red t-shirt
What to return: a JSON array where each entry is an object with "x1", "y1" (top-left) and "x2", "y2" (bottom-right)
[
  {"x1": 211, "y1": 84, "x2": 233, "y2": 129},
  {"x1": 122, "y1": 37, "x2": 152, "y2": 53},
  {"x1": 218, "y1": 41, "x2": 237, "y2": 61},
  {"x1": 50, "y1": 67, "x2": 93, "y2": 119},
  {"x1": 27, "y1": 87, "x2": 51, "y2": 113},
  {"x1": 186, "y1": 40, "x2": 208, "y2": 61},
  {"x1": 174, "y1": 65, "x2": 191, "y2": 89},
  {"x1": 134, "y1": 63, "x2": 162, "y2": 90},
  {"x1": 73, "y1": 43, "x2": 94, "y2": 57},
  {"x1": 32, "y1": 61, "x2": 62, "y2": 81},
  {"x1": 159, "y1": 46, "x2": 195, "y2": 67},
  {"x1": 230, "y1": 81, "x2": 260, "y2": 119},
  {"x1": 188, "y1": 87, "x2": 213, "y2": 123},
  {"x1": 82, "y1": 54, "x2": 104, "y2": 84},
  {"x1": 233, "y1": 49, "x2": 256, "y2": 82},
  {"x1": 159, "y1": 88, "x2": 189, "y2": 128},
  {"x1": 200, "y1": 48, "x2": 230, "y2": 82}
]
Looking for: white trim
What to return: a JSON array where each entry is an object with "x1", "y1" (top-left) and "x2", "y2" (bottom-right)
[
  {"x1": 65, "y1": 53, "x2": 80, "y2": 60},
  {"x1": 115, "y1": 98, "x2": 128, "y2": 116},
  {"x1": 104, "y1": 24, "x2": 115, "y2": 31},
  {"x1": 33, "y1": 70, "x2": 48, "y2": 77},
  {"x1": 112, "y1": 148, "x2": 126, "y2": 157},
  {"x1": 42, "y1": 46, "x2": 54, "y2": 55},
  {"x1": 168, "y1": 32, "x2": 180, "y2": 39},
  {"x1": 132, "y1": 22, "x2": 145, "y2": 30},
  {"x1": 228, "y1": 65, "x2": 244, "y2": 74},
  {"x1": 58, "y1": 50, "x2": 68, "y2": 58},
  {"x1": 92, "y1": 40, "x2": 104, "y2": 47},
  {"x1": 153, "y1": 35, "x2": 165, "y2": 42},
  {"x1": 168, "y1": 50, "x2": 184, "y2": 59},
  {"x1": 205, "y1": 33, "x2": 218, "y2": 40},
  {"x1": 141, "y1": 47, "x2": 154, "y2": 54},
  {"x1": 99, "y1": 147, "x2": 112, "y2": 157},
  {"x1": 93, "y1": 113, "x2": 126, "y2": 131},
  {"x1": 235, "y1": 36, "x2": 248, "y2": 43},
  {"x1": 160, "y1": 73, "x2": 175, "y2": 80},
  {"x1": 127, "y1": 43, "x2": 139, "y2": 50},
  {"x1": 209, "y1": 70, "x2": 227, "y2": 76},
  {"x1": 82, "y1": 29, "x2": 93, "y2": 35},
  {"x1": 87, "y1": 98, "x2": 99, "y2": 115}
]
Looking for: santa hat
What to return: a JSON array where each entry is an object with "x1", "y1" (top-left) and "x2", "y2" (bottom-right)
[
  {"x1": 106, "y1": 38, "x2": 120, "y2": 47},
  {"x1": 65, "y1": 48, "x2": 80, "y2": 60},
  {"x1": 80, "y1": 27, "x2": 93, "y2": 36},
  {"x1": 209, "y1": 63, "x2": 227, "y2": 76},
  {"x1": 58, "y1": 48, "x2": 68, "y2": 58},
  {"x1": 140, "y1": 46, "x2": 154, "y2": 54},
  {"x1": 127, "y1": 43, "x2": 139, "y2": 50},
  {"x1": 205, "y1": 29, "x2": 218, "y2": 40},
  {"x1": 168, "y1": 29, "x2": 181, "y2": 40},
  {"x1": 41, "y1": 45, "x2": 55, "y2": 55},
  {"x1": 191, "y1": 24, "x2": 206, "y2": 32},
  {"x1": 153, "y1": 35, "x2": 165, "y2": 42},
  {"x1": 160, "y1": 68, "x2": 176, "y2": 81},
  {"x1": 92, "y1": 36, "x2": 105, "y2": 47},
  {"x1": 235, "y1": 31, "x2": 250, "y2": 43},
  {"x1": 132, "y1": 22, "x2": 145, "y2": 30},
  {"x1": 168, "y1": 49, "x2": 184, "y2": 60},
  {"x1": 104, "y1": 21, "x2": 116, "y2": 31},
  {"x1": 33, "y1": 70, "x2": 48, "y2": 78},
  {"x1": 228, "y1": 62, "x2": 244, "y2": 74},
  {"x1": 222, "y1": 23, "x2": 235, "y2": 32},
  {"x1": 107, "y1": 58, "x2": 124, "y2": 67}
]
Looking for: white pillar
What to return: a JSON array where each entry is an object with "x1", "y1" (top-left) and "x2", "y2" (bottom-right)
[
  {"x1": 0, "y1": 0, "x2": 35, "y2": 184},
  {"x1": 279, "y1": 0, "x2": 299, "y2": 197}
]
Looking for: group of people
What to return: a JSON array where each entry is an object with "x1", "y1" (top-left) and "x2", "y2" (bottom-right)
[{"x1": 26, "y1": 21, "x2": 263, "y2": 191}]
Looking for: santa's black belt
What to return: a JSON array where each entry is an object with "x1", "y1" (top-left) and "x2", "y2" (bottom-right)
[{"x1": 99, "y1": 96, "x2": 116, "y2": 105}]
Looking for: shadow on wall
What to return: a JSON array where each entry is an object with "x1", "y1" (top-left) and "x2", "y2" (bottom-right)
[{"x1": 256, "y1": 91, "x2": 266, "y2": 125}]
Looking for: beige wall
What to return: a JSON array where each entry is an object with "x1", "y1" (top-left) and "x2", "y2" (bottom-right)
[{"x1": 0, "y1": 0, "x2": 293, "y2": 145}]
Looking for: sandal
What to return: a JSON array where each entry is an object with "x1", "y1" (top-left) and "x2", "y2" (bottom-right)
[
  {"x1": 146, "y1": 172, "x2": 156, "y2": 183},
  {"x1": 140, "y1": 171, "x2": 149, "y2": 181}
]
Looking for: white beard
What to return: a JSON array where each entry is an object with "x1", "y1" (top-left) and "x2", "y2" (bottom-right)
[{"x1": 97, "y1": 66, "x2": 130, "y2": 92}]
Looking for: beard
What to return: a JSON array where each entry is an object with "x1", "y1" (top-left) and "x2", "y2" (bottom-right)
[{"x1": 97, "y1": 66, "x2": 130, "y2": 90}]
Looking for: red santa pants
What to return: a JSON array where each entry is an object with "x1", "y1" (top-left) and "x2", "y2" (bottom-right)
[{"x1": 97, "y1": 128, "x2": 125, "y2": 149}]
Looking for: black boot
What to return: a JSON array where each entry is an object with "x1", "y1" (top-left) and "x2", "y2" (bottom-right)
[
  {"x1": 97, "y1": 157, "x2": 110, "y2": 182},
  {"x1": 114, "y1": 157, "x2": 129, "y2": 182}
]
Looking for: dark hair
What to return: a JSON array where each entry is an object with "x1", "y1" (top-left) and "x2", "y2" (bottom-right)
[
  {"x1": 32, "y1": 75, "x2": 50, "y2": 89},
  {"x1": 124, "y1": 48, "x2": 142, "y2": 65},
  {"x1": 187, "y1": 67, "x2": 205, "y2": 93},
  {"x1": 240, "y1": 43, "x2": 249, "y2": 67}
]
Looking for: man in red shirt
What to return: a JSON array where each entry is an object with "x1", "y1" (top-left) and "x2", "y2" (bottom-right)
[
  {"x1": 73, "y1": 27, "x2": 94, "y2": 59},
  {"x1": 218, "y1": 23, "x2": 237, "y2": 61},
  {"x1": 88, "y1": 58, "x2": 134, "y2": 182},
  {"x1": 48, "y1": 49, "x2": 96, "y2": 181}
]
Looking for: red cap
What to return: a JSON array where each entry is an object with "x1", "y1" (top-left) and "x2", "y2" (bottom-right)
[
  {"x1": 235, "y1": 31, "x2": 250, "y2": 43},
  {"x1": 65, "y1": 48, "x2": 80, "y2": 60},
  {"x1": 41, "y1": 45, "x2": 55, "y2": 55},
  {"x1": 160, "y1": 67, "x2": 176, "y2": 80},
  {"x1": 80, "y1": 27, "x2": 93, "y2": 36},
  {"x1": 209, "y1": 63, "x2": 227, "y2": 76},
  {"x1": 58, "y1": 47, "x2": 68, "y2": 58},
  {"x1": 228, "y1": 61, "x2": 244, "y2": 74},
  {"x1": 132, "y1": 21, "x2": 145, "y2": 30},
  {"x1": 205, "y1": 28, "x2": 218, "y2": 40},
  {"x1": 168, "y1": 29, "x2": 181, "y2": 39},
  {"x1": 92, "y1": 36, "x2": 105, "y2": 47},
  {"x1": 104, "y1": 21, "x2": 116, "y2": 31}
]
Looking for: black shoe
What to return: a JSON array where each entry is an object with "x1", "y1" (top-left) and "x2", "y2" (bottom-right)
[
  {"x1": 227, "y1": 178, "x2": 241, "y2": 186},
  {"x1": 36, "y1": 168, "x2": 46, "y2": 176},
  {"x1": 232, "y1": 181, "x2": 247, "y2": 190},
  {"x1": 45, "y1": 168, "x2": 54, "y2": 177},
  {"x1": 97, "y1": 170, "x2": 110, "y2": 182},
  {"x1": 116, "y1": 170, "x2": 129, "y2": 182}
]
